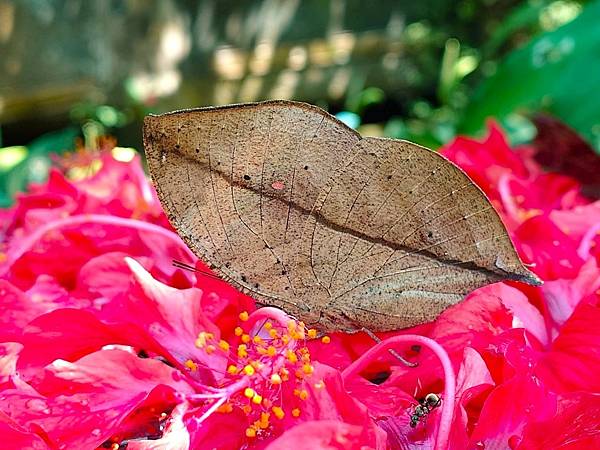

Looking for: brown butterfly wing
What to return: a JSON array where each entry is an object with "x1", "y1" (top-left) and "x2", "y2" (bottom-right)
[{"x1": 143, "y1": 101, "x2": 539, "y2": 332}]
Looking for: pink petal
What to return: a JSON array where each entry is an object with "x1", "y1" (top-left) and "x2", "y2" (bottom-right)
[
  {"x1": 272, "y1": 363, "x2": 386, "y2": 448},
  {"x1": 519, "y1": 392, "x2": 600, "y2": 449},
  {"x1": 0, "y1": 280, "x2": 65, "y2": 342},
  {"x1": 550, "y1": 201, "x2": 600, "y2": 241},
  {"x1": 455, "y1": 347, "x2": 494, "y2": 396},
  {"x1": 100, "y1": 258, "x2": 226, "y2": 377},
  {"x1": 3, "y1": 349, "x2": 193, "y2": 449},
  {"x1": 0, "y1": 343, "x2": 22, "y2": 385},
  {"x1": 535, "y1": 302, "x2": 600, "y2": 393},
  {"x1": 16, "y1": 308, "x2": 151, "y2": 379},
  {"x1": 0, "y1": 411, "x2": 49, "y2": 450},
  {"x1": 449, "y1": 348, "x2": 495, "y2": 449},
  {"x1": 126, "y1": 404, "x2": 191, "y2": 449},
  {"x1": 499, "y1": 285, "x2": 548, "y2": 347},
  {"x1": 468, "y1": 375, "x2": 555, "y2": 448},
  {"x1": 513, "y1": 215, "x2": 583, "y2": 280},
  {"x1": 541, "y1": 259, "x2": 600, "y2": 334},
  {"x1": 265, "y1": 420, "x2": 367, "y2": 450},
  {"x1": 75, "y1": 251, "x2": 152, "y2": 301}
]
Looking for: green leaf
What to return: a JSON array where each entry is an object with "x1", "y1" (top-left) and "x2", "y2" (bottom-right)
[
  {"x1": 460, "y1": 0, "x2": 600, "y2": 150},
  {"x1": 0, "y1": 127, "x2": 79, "y2": 207}
]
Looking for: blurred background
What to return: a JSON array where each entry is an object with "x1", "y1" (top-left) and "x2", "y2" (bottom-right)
[{"x1": 1, "y1": 0, "x2": 598, "y2": 206}]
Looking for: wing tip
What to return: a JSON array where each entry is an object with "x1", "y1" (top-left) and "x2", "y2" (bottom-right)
[{"x1": 501, "y1": 265, "x2": 543, "y2": 286}]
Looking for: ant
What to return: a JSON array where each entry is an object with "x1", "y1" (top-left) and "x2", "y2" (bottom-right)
[{"x1": 410, "y1": 393, "x2": 442, "y2": 428}]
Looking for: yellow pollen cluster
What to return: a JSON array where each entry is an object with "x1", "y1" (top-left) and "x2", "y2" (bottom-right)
[
  {"x1": 203, "y1": 312, "x2": 324, "y2": 439},
  {"x1": 217, "y1": 403, "x2": 233, "y2": 413},
  {"x1": 184, "y1": 359, "x2": 198, "y2": 371},
  {"x1": 194, "y1": 331, "x2": 214, "y2": 349},
  {"x1": 272, "y1": 406, "x2": 285, "y2": 419}
]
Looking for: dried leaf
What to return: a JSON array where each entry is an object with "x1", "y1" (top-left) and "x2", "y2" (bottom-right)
[
  {"x1": 143, "y1": 101, "x2": 539, "y2": 332},
  {"x1": 533, "y1": 114, "x2": 600, "y2": 199}
]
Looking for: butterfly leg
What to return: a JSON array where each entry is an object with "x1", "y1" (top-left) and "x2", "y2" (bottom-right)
[{"x1": 359, "y1": 327, "x2": 418, "y2": 368}]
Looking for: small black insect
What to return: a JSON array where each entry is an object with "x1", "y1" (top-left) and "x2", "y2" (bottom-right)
[{"x1": 410, "y1": 393, "x2": 442, "y2": 428}]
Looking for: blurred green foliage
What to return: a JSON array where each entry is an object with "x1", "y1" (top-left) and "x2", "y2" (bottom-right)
[
  {"x1": 0, "y1": 0, "x2": 598, "y2": 206},
  {"x1": 0, "y1": 127, "x2": 79, "y2": 207},
  {"x1": 461, "y1": 0, "x2": 600, "y2": 148}
]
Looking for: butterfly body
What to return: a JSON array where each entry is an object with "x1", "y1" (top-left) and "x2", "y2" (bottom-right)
[{"x1": 143, "y1": 100, "x2": 539, "y2": 332}]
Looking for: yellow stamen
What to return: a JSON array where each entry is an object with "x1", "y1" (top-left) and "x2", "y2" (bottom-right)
[
  {"x1": 241, "y1": 334, "x2": 251, "y2": 344},
  {"x1": 269, "y1": 329, "x2": 279, "y2": 339},
  {"x1": 299, "y1": 389, "x2": 309, "y2": 400},
  {"x1": 227, "y1": 365, "x2": 239, "y2": 375},
  {"x1": 286, "y1": 350, "x2": 298, "y2": 363},
  {"x1": 271, "y1": 373, "x2": 282, "y2": 385},
  {"x1": 321, "y1": 336, "x2": 331, "y2": 344},
  {"x1": 272, "y1": 406, "x2": 285, "y2": 419},
  {"x1": 245, "y1": 427, "x2": 256, "y2": 438},
  {"x1": 234, "y1": 326, "x2": 244, "y2": 336},
  {"x1": 302, "y1": 363, "x2": 314, "y2": 375},
  {"x1": 218, "y1": 340, "x2": 230, "y2": 351},
  {"x1": 217, "y1": 402, "x2": 233, "y2": 413},
  {"x1": 243, "y1": 364, "x2": 255, "y2": 376},
  {"x1": 239, "y1": 311, "x2": 249, "y2": 321},
  {"x1": 237, "y1": 344, "x2": 248, "y2": 358},
  {"x1": 253, "y1": 335, "x2": 263, "y2": 344},
  {"x1": 307, "y1": 329, "x2": 318, "y2": 338},
  {"x1": 195, "y1": 331, "x2": 214, "y2": 348},
  {"x1": 205, "y1": 344, "x2": 216, "y2": 354},
  {"x1": 267, "y1": 345, "x2": 277, "y2": 357},
  {"x1": 292, "y1": 408, "x2": 301, "y2": 417},
  {"x1": 244, "y1": 388, "x2": 256, "y2": 398},
  {"x1": 184, "y1": 359, "x2": 198, "y2": 371},
  {"x1": 252, "y1": 394, "x2": 263, "y2": 405},
  {"x1": 259, "y1": 412, "x2": 270, "y2": 428},
  {"x1": 264, "y1": 322, "x2": 273, "y2": 330}
]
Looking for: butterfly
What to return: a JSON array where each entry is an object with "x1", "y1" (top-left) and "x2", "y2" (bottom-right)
[{"x1": 143, "y1": 100, "x2": 539, "y2": 333}]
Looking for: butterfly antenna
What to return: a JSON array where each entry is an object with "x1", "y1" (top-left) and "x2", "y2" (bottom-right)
[
  {"x1": 172, "y1": 259, "x2": 224, "y2": 282},
  {"x1": 361, "y1": 327, "x2": 418, "y2": 368}
]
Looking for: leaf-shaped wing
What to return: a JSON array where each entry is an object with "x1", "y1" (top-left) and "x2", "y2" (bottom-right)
[{"x1": 144, "y1": 101, "x2": 539, "y2": 332}]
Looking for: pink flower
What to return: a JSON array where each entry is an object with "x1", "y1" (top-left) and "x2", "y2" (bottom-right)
[{"x1": 2, "y1": 122, "x2": 600, "y2": 449}]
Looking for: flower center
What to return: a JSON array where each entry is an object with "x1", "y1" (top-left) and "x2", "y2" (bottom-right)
[{"x1": 187, "y1": 307, "x2": 330, "y2": 439}]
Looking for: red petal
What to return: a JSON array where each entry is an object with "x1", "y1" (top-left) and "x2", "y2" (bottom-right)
[
  {"x1": 519, "y1": 392, "x2": 600, "y2": 449},
  {"x1": 468, "y1": 375, "x2": 555, "y2": 448},
  {"x1": 536, "y1": 302, "x2": 600, "y2": 393}
]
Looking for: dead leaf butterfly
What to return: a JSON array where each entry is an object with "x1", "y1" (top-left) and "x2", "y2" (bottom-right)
[{"x1": 143, "y1": 100, "x2": 540, "y2": 333}]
